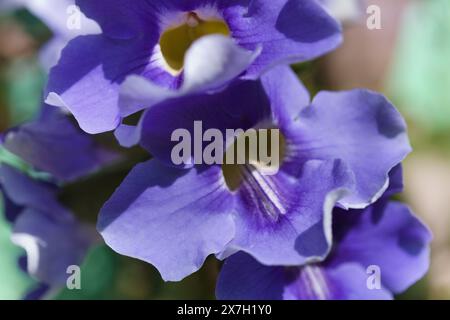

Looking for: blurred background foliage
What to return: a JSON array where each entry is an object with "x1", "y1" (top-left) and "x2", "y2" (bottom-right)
[{"x1": 0, "y1": 0, "x2": 449, "y2": 300}]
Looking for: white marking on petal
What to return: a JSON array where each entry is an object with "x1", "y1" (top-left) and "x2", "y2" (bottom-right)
[
  {"x1": 241, "y1": 165, "x2": 286, "y2": 220},
  {"x1": 11, "y1": 233, "x2": 46, "y2": 277},
  {"x1": 302, "y1": 265, "x2": 330, "y2": 300}
]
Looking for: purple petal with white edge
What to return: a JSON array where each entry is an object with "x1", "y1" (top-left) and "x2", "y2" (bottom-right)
[
  {"x1": 0, "y1": 165, "x2": 70, "y2": 222},
  {"x1": 220, "y1": 159, "x2": 353, "y2": 266},
  {"x1": 119, "y1": 35, "x2": 260, "y2": 117},
  {"x1": 12, "y1": 209, "x2": 92, "y2": 285},
  {"x1": 3, "y1": 109, "x2": 115, "y2": 182},
  {"x1": 98, "y1": 160, "x2": 235, "y2": 281},
  {"x1": 45, "y1": 34, "x2": 157, "y2": 134},
  {"x1": 260, "y1": 65, "x2": 311, "y2": 126},
  {"x1": 140, "y1": 80, "x2": 270, "y2": 167},
  {"x1": 292, "y1": 89, "x2": 411, "y2": 209},
  {"x1": 330, "y1": 201, "x2": 432, "y2": 294},
  {"x1": 229, "y1": 0, "x2": 342, "y2": 77}
]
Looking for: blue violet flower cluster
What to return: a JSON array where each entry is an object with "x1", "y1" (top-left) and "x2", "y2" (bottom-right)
[{"x1": 0, "y1": 0, "x2": 431, "y2": 300}]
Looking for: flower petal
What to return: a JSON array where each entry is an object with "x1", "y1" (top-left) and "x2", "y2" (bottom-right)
[
  {"x1": 119, "y1": 35, "x2": 259, "y2": 117},
  {"x1": 260, "y1": 65, "x2": 311, "y2": 126},
  {"x1": 229, "y1": 0, "x2": 342, "y2": 77},
  {"x1": 283, "y1": 263, "x2": 392, "y2": 300},
  {"x1": 11, "y1": 209, "x2": 91, "y2": 285},
  {"x1": 139, "y1": 80, "x2": 270, "y2": 166},
  {"x1": 45, "y1": 34, "x2": 156, "y2": 134},
  {"x1": 331, "y1": 201, "x2": 432, "y2": 294},
  {"x1": 220, "y1": 159, "x2": 353, "y2": 266},
  {"x1": 293, "y1": 89, "x2": 412, "y2": 208},
  {"x1": 216, "y1": 252, "x2": 285, "y2": 300},
  {"x1": 216, "y1": 253, "x2": 392, "y2": 300},
  {"x1": 3, "y1": 109, "x2": 114, "y2": 182},
  {"x1": 98, "y1": 160, "x2": 235, "y2": 281},
  {"x1": 76, "y1": 0, "x2": 153, "y2": 39},
  {"x1": 0, "y1": 165, "x2": 70, "y2": 222}
]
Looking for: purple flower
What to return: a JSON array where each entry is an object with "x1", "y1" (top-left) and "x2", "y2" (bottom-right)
[
  {"x1": 216, "y1": 168, "x2": 432, "y2": 300},
  {"x1": 0, "y1": 164, "x2": 93, "y2": 289},
  {"x1": 0, "y1": 108, "x2": 109, "y2": 296},
  {"x1": 98, "y1": 67, "x2": 410, "y2": 281},
  {"x1": 44, "y1": 0, "x2": 342, "y2": 134},
  {"x1": 2, "y1": 107, "x2": 115, "y2": 182}
]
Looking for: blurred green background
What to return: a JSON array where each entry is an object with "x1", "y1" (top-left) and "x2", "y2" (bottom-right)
[{"x1": 1, "y1": 0, "x2": 449, "y2": 300}]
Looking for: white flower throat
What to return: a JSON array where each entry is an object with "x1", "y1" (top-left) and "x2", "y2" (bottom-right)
[{"x1": 159, "y1": 11, "x2": 230, "y2": 74}]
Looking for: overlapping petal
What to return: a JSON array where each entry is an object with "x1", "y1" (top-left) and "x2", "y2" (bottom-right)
[
  {"x1": 44, "y1": 0, "x2": 341, "y2": 134},
  {"x1": 217, "y1": 199, "x2": 431, "y2": 300},
  {"x1": 289, "y1": 89, "x2": 412, "y2": 208},
  {"x1": 221, "y1": 159, "x2": 352, "y2": 266},
  {"x1": 330, "y1": 201, "x2": 432, "y2": 294}
]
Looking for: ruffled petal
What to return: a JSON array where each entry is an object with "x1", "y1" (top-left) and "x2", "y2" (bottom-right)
[
  {"x1": 330, "y1": 201, "x2": 432, "y2": 294},
  {"x1": 228, "y1": 0, "x2": 342, "y2": 77},
  {"x1": 292, "y1": 89, "x2": 411, "y2": 208},
  {"x1": 98, "y1": 160, "x2": 235, "y2": 281}
]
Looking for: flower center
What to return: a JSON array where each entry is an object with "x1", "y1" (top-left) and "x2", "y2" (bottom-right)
[
  {"x1": 159, "y1": 12, "x2": 230, "y2": 74},
  {"x1": 222, "y1": 128, "x2": 286, "y2": 192}
]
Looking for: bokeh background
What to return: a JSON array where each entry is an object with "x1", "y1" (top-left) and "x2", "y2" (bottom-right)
[{"x1": 0, "y1": 0, "x2": 449, "y2": 299}]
